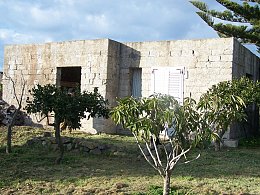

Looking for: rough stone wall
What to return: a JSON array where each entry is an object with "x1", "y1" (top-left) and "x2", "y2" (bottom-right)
[
  {"x1": 232, "y1": 39, "x2": 260, "y2": 80},
  {"x1": 3, "y1": 39, "x2": 117, "y2": 134},
  {"x1": 119, "y1": 38, "x2": 235, "y2": 101},
  {"x1": 81, "y1": 39, "x2": 121, "y2": 134},
  {"x1": 3, "y1": 37, "x2": 259, "y2": 135},
  {"x1": 229, "y1": 39, "x2": 260, "y2": 139}
]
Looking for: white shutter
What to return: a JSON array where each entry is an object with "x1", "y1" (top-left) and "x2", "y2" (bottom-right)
[
  {"x1": 153, "y1": 69, "x2": 168, "y2": 94},
  {"x1": 152, "y1": 67, "x2": 184, "y2": 104},
  {"x1": 168, "y1": 69, "x2": 184, "y2": 104}
]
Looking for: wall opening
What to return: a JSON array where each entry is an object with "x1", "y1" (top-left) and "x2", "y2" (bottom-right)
[
  {"x1": 56, "y1": 67, "x2": 81, "y2": 89},
  {"x1": 130, "y1": 68, "x2": 142, "y2": 98}
]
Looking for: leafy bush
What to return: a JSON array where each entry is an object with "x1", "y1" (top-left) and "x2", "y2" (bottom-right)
[{"x1": 239, "y1": 137, "x2": 260, "y2": 147}]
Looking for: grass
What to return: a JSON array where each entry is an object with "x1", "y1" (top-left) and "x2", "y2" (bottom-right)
[{"x1": 0, "y1": 126, "x2": 260, "y2": 194}]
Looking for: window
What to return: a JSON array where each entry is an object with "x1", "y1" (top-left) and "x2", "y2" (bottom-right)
[
  {"x1": 131, "y1": 68, "x2": 142, "y2": 98},
  {"x1": 151, "y1": 67, "x2": 184, "y2": 104},
  {"x1": 56, "y1": 67, "x2": 81, "y2": 89}
]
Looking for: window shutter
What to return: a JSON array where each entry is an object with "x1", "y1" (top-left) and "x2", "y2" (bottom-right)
[
  {"x1": 152, "y1": 69, "x2": 169, "y2": 94},
  {"x1": 168, "y1": 69, "x2": 184, "y2": 104},
  {"x1": 152, "y1": 68, "x2": 184, "y2": 104}
]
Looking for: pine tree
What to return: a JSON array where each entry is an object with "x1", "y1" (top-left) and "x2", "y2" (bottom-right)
[{"x1": 190, "y1": 0, "x2": 260, "y2": 53}]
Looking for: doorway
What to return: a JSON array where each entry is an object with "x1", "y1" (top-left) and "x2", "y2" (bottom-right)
[{"x1": 56, "y1": 67, "x2": 81, "y2": 89}]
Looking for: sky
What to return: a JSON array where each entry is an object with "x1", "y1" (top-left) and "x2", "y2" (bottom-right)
[{"x1": 0, "y1": 0, "x2": 258, "y2": 70}]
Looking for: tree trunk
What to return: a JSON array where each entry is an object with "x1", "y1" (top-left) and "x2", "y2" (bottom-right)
[
  {"x1": 6, "y1": 110, "x2": 18, "y2": 154},
  {"x1": 6, "y1": 125, "x2": 12, "y2": 153},
  {"x1": 163, "y1": 172, "x2": 171, "y2": 195},
  {"x1": 54, "y1": 117, "x2": 64, "y2": 164}
]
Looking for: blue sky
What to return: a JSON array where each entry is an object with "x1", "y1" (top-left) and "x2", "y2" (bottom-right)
[{"x1": 0, "y1": 0, "x2": 258, "y2": 70}]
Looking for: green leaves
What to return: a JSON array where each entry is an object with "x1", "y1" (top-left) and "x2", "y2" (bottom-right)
[
  {"x1": 110, "y1": 94, "x2": 210, "y2": 149},
  {"x1": 191, "y1": 0, "x2": 260, "y2": 52},
  {"x1": 197, "y1": 77, "x2": 260, "y2": 139},
  {"x1": 26, "y1": 84, "x2": 109, "y2": 130}
]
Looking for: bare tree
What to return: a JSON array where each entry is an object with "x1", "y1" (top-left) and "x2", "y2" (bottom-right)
[{"x1": 4, "y1": 73, "x2": 26, "y2": 153}]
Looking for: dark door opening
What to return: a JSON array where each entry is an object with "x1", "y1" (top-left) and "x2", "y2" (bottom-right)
[{"x1": 57, "y1": 67, "x2": 81, "y2": 89}]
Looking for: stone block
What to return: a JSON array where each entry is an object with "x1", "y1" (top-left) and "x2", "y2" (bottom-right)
[
  {"x1": 223, "y1": 139, "x2": 238, "y2": 148},
  {"x1": 221, "y1": 55, "x2": 233, "y2": 62}
]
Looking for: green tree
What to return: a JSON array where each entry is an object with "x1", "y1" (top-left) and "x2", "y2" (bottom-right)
[
  {"x1": 26, "y1": 85, "x2": 109, "y2": 164},
  {"x1": 190, "y1": 0, "x2": 260, "y2": 52},
  {"x1": 197, "y1": 77, "x2": 260, "y2": 151},
  {"x1": 111, "y1": 94, "x2": 210, "y2": 195}
]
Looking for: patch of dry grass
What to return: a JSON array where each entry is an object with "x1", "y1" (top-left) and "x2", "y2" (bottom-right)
[{"x1": 0, "y1": 126, "x2": 260, "y2": 194}]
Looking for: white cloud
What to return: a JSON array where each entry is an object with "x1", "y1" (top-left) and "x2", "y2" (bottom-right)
[{"x1": 0, "y1": 0, "x2": 257, "y2": 70}]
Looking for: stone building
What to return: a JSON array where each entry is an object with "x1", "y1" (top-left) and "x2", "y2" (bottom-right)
[{"x1": 3, "y1": 37, "x2": 260, "y2": 137}]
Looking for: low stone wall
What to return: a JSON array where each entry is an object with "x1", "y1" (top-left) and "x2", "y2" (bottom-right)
[{"x1": 26, "y1": 133, "x2": 119, "y2": 155}]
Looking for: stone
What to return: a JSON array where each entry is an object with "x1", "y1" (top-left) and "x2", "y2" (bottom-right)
[
  {"x1": 66, "y1": 143, "x2": 73, "y2": 151},
  {"x1": 82, "y1": 147, "x2": 90, "y2": 152},
  {"x1": 26, "y1": 137, "x2": 41, "y2": 146},
  {"x1": 48, "y1": 137, "x2": 56, "y2": 144},
  {"x1": 62, "y1": 137, "x2": 72, "y2": 144},
  {"x1": 80, "y1": 141, "x2": 97, "y2": 150},
  {"x1": 43, "y1": 132, "x2": 52, "y2": 137},
  {"x1": 224, "y1": 139, "x2": 238, "y2": 148},
  {"x1": 90, "y1": 148, "x2": 101, "y2": 155},
  {"x1": 114, "y1": 183, "x2": 129, "y2": 189},
  {"x1": 51, "y1": 144, "x2": 59, "y2": 151},
  {"x1": 98, "y1": 144, "x2": 107, "y2": 150},
  {"x1": 42, "y1": 141, "x2": 47, "y2": 147}
]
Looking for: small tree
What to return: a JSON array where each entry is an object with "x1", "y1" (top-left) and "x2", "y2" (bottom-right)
[
  {"x1": 26, "y1": 84, "x2": 109, "y2": 164},
  {"x1": 197, "y1": 78, "x2": 255, "y2": 151},
  {"x1": 111, "y1": 94, "x2": 210, "y2": 195},
  {"x1": 4, "y1": 74, "x2": 26, "y2": 153}
]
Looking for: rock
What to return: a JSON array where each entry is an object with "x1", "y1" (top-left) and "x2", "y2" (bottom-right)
[
  {"x1": 90, "y1": 148, "x2": 101, "y2": 155},
  {"x1": 25, "y1": 136, "x2": 120, "y2": 156},
  {"x1": 66, "y1": 143, "x2": 73, "y2": 151},
  {"x1": 51, "y1": 144, "x2": 59, "y2": 151},
  {"x1": 114, "y1": 183, "x2": 129, "y2": 189},
  {"x1": 80, "y1": 141, "x2": 97, "y2": 150},
  {"x1": 43, "y1": 132, "x2": 52, "y2": 137},
  {"x1": 98, "y1": 144, "x2": 107, "y2": 150},
  {"x1": 74, "y1": 143, "x2": 79, "y2": 149},
  {"x1": 42, "y1": 141, "x2": 47, "y2": 147},
  {"x1": 108, "y1": 145, "x2": 117, "y2": 153},
  {"x1": 62, "y1": 136, "x2": 72, "y2": 144},
  {"x1": 26, "y1": 137, "x2": 41, "y2": 146},
  {"x1": 48, "y1": 137, "x2": 56, "y2": 144},
  {"x1": 82, "y1": 147, "x2": 90, "y2": 152}
]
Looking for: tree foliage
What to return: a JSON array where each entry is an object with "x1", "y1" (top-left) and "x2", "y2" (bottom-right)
[
  {"x1": 111, "y1": 94, "x2": 210, "y2": 195},
  {"x1": 111, "y1": 78, "x2": 260, "y2": 193},
  {"x1": 26, "y1": 84, "x2": 109, "y2": 163},
  {"x1": 190, "y1": 0, "x2": 260, "y2": 52},
  {"x1": 198, "y1": 77, "x2": 260, "y2": 150},
  {"x1": 26, "y1": 85, "x2": 109, "y2": 129}
]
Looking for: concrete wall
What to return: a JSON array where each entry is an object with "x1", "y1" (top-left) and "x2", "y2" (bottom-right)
[
  {"x1": 3, "y1": 37, "x2": 259, "y2": 135},
  {"x1": 119, "y1": 38, "x2": 234, "y2": 100},
  {"x1": 229, "y1": 39, "x2": 260, "y2": 139},
  {"x1": 3, "y1": 39, "x2": 116, "y2": 133}
]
